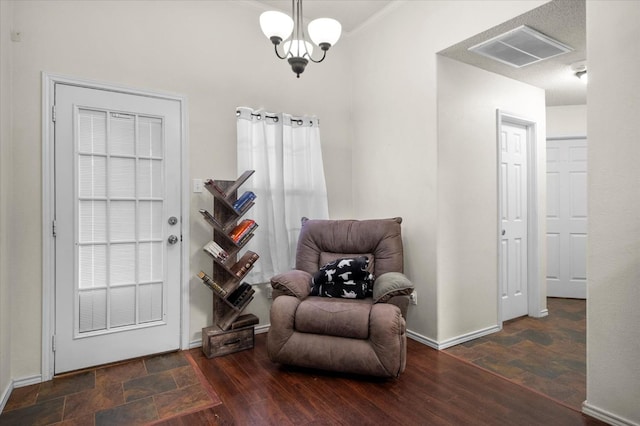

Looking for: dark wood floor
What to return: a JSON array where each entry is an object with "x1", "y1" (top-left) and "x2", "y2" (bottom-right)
[{"x1": 173, "y1": 333, "x2": 603, "y2": 426}]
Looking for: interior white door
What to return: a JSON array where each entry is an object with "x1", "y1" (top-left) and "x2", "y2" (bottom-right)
[
  {"x1": 54, "y1": 84, "x2": 182, "y2": 373},
  {"x1": 499, "y1": 122, "x2": 529, "y2": 321},
  {"x1": 546, "y1": 138, "x2": 587, "y2": 299}
]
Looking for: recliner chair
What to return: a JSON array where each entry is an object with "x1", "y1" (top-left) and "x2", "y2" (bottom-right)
[{"x1": 267, "y1": 217, "x2": 414, "y2": 378}]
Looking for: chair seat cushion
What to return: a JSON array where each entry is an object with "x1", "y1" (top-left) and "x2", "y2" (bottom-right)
[{"x1": 295, "y1": 296, "x2": 372, "y2": 339}]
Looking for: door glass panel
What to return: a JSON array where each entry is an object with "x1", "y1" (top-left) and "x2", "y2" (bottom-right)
[
  {"x1": 79, "y1": 200, "x2": 106, "y2": 243},
  {"x1": 139, "y1": 242, "x2": 163, "y2": 283},
  {"x1": 110, "y1": 243, "x2": 136, "y2": 285},
  {"x1": 138, "y1": 159, "x2": 163, "y2": 198},
  {"x1": 109, "y1": 113, "x2": 135, "y2": 156},
  {"x1": 109, "y1": 158, "x2": 136, "y2": 198},
  {"x1": 79, "y1": 290, "x2": 107, "y2": 332},
  {"x1": 139, "y1": 283, "x2": 163, "y2": 323},
  {"x1": 110, "y1": 286, "x2": 136, "y2": 327},
  {"x1": 139, "y1": 201, "x2": 162, "y2": 240},
  {"x1": 79, "y1": 110, "x2": 107, "y2": 154},
  {"x1": 75, "y1": 108, "x2": 165, "y2": 334},
  {"x1": 138, "y1": 116, "x2": 163, "y2": 157},
  {"x1": 110, "y1": 201, "x2": 136, "y2": 241},
  {"x1": 79, "y1": 155, "x2": 106, "y2": 198},
  {"x1": 79, "y1": 245, "x2": 107, "y2": 289}
]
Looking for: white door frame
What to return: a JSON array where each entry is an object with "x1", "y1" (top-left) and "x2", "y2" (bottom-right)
[
  {"x1": 41, "y1": 72, "x2": 190, "y2": 380},
  {"x1": 496, "y1": 110, "x2": 544, "y2": 325}
]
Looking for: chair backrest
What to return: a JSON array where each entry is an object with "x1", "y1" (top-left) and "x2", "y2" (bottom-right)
[{"x1": 295, "y1": 217, "x2": 404, "y2": 277}]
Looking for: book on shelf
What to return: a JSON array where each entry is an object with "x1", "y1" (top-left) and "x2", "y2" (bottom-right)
[
  {"x1": 204, "y1": 179, "x2": 226, "y2": 197},
  {"x1": 226, "y1": 282, "x2": 254, "y2": 307},
  {"x1": 232, "y1": 191, "x2": 256, "y2": 212},
  {"x1": 199, "y1": 209, "x2": 222, "y2": 228},
  {"x1": 197, "y1": 271, "x2": 228, "y2": 297},
  {"x1": 229, "y1": 219, "x2": 257, "y2": 243},
  {"x1": 203, "y1": 240, "x2": 229, "y2": 261},
  {"x1": 230, "y1": 251, "x2": 260, "y2": 277}
]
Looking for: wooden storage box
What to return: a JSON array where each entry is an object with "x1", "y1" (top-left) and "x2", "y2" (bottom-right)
[{"x1": 202, "y1": 325, "x2": 254, "y2": 358}]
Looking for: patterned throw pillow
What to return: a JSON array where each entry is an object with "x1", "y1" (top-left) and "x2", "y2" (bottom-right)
[{"x1": 310, "y1": 256, "x2": 374, "y2": 299}]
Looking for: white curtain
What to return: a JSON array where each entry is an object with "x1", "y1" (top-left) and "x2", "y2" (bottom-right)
[{"x1": 236, "y1": 107, "x2": 329, "y2": 283}]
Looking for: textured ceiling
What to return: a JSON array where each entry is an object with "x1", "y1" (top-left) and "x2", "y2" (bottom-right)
[{"x1": 439, "y1": 0, "x2": 586, "y2": 106}]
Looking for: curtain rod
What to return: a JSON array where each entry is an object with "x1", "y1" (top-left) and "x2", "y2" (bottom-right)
[{"x1": 236, "y1": 110, "x2": 318, "y2": 126}]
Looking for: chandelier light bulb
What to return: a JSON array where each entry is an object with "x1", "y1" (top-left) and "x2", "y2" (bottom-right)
[
  {"x1": 259, "y1": 11, "x2": 294, "y2": 43},
  {"x1": 283, "y1": 39, "x2": 314, "y2": 58},
  {"x1": 308, "y1": 18, "x2": 342, "y2": 49}
]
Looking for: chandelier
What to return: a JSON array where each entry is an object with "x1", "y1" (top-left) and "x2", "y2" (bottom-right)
[{"x1": 259, "y1": 0, "x2": 342, "y2": 78}]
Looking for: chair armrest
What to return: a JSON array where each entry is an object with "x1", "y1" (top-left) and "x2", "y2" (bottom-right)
[
  {"x1": 270, "y1": 270, "x2": 312, "y2": 300},
  {"x1": 373, "y1": 272, "x2": 414, "y2": 303}
]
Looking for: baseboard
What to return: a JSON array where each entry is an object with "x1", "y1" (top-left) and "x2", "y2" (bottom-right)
[
  {"x1": 408, "y1": 325, "x2": 501, "y2": 350},
  {"x1": 0, "y1": 381, "x2": 12, "y2": 413},
  {"x1": 406, "y1": 330, "x2": 439, "y2": 349},
  {"x1": 582, "y1": 401, "x2": 640, "y2": 426},
  {"x1": 1, "y1": 374, "x2": 42, "y2": 413},
  {"x1": 189, "y1": 339, "x2": 203, "y2": 349},
  {"x1": 255, "y1": 324, "x2": 269, "y2": 334}
]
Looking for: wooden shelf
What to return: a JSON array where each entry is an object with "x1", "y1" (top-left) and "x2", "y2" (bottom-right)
[{"x1": 198, "y1": 170, "x2": 259, "y2": 358}]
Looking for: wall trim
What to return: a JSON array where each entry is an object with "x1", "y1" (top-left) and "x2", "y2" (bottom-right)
[
  {"x1": 0, "y1": 374, "x2": 43, "y2": 412},
  {"x1": 546, "y1": 135, "x2": 587, "y2": 141},
  {"x1": 407, "y1": 330, "x2": 439, "y2": 349},
  {"x1": 407, "y1": 326, "x2": 501, "y2": 351},
  {"x1": 41, "y1": 72, "x2": 189, "y2": 380},
  {"x1": 582, "y1": 401, "x2": 639, "y2": 426},
  {"x1": 0, "y1": 381, "x2": 11, "y2": 413}
]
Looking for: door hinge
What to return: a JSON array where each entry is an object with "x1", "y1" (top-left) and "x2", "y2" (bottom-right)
[
  {"x1": 52, "y1": 335, "x2": 56, "y2": 352},
  {"x1": 52, "y1": 105, "x2": 56, "y2": 122},
  {"x1": 52, "y1": 220, "x2": 57, "y2": 237}
]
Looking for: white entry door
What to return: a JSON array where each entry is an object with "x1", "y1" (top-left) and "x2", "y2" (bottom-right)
[
  {"x1": 54, "y1": 83, "x2": 182, "y2": 373},
  {"x1": 499, "y1": 122, "x2": 529, "y2": 321},
  {"x1": 546, "y1": 138, "x2": 587, "y2": 299}
]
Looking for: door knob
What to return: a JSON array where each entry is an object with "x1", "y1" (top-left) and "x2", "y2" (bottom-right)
[{"x1": 168, "y1": 235, "x2": 179, "y2": 245}]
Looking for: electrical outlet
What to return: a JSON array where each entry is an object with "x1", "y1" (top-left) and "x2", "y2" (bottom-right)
[
  {"x1": 409, "y1": 291, "x2": 417, "y2": 305},
  {"x1": 266, "y1": 286, "x2": 273, "y2": 299}
]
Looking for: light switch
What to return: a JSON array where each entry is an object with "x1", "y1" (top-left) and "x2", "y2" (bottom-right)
[{"x1": 193, "y1": 179, "x2": 203, "y2": 193}]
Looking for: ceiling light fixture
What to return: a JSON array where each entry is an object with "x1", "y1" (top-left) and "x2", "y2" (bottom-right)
[
  {"x1": 571, "y1": 61, "x2": 588, "y2": 84},
  {"x1": 259, "y1": 0, "x2": 342, "y2": 78},
  {"x1": 575, "y1": 70, "x2": 588, "y2": 84}
]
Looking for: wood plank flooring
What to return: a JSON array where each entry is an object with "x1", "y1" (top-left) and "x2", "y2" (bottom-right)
[{"x1": 184, "y1": 333, "x2": 603, "y2": 425}]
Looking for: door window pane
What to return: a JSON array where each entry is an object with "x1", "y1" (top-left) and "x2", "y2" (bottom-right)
[
  {"x1": 110, "y1": 286, "x2": 136, "y2": 327},
  {"x1": 79, "y1": 289, "x2": 107, "y2": 332},
  {"x1": 109, "y1": 158, "x2": 136, "y2": 198},
  {"x1": 110, "y1": 243, "x2": 136, "y2": 285},
  {"x1": 139, "y1": 201, "x2": 163, "y2": 240},
  {"x1": 79, "y1": 109, "x2": 106, "y2": 154},
  {"x1": 79, "y1": 155, "x2": 106, "y2": 198},
  {"x1": 79, "y1": 200, "x2": 106, "y2": 243},
  {"x1": 110, "y1": 201, "x2": 136, "y2": 241},
  {"x1": 139, "y1": 283, "x2": 163, "y2": 323},
  {"x1": 110, "y1": 113, "x2": 135, "y2": 156},
  {"x1": 138, "y1": 116, "x2": 163, "y2": 158}
]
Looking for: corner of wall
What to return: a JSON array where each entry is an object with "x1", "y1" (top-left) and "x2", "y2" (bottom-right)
[{"x1": 0, "y1": 0, "x2": 15, "y2": 407}]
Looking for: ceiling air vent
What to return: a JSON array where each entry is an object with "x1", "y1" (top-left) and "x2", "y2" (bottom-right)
[{"x1": 468, "y1": 25, "x2": 573, "y2": 68}]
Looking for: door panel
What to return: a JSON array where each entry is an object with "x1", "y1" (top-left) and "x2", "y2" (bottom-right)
[
  {"x1": 546, "y1": 138, "x2": 587, "y2": 299},
  {"x1": 55, "y1": 84, "x2": 182, "y2": 373},
  {"x1": 500, "y1": 122, "x2": 529, "y2": 321}
]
